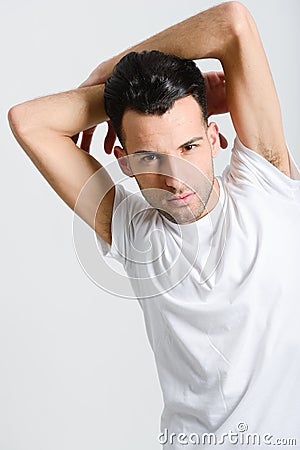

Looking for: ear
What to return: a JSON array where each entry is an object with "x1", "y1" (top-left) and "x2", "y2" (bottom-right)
[
  {"x1": 207, "y1": 122, "x2": 221, "y2": 158},
  {"x1": 113, "y1": 146, "x2": 134, "y2": 177}
]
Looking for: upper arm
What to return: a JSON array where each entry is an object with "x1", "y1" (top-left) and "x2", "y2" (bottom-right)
[
  {"x1": 222, "y1": 2, "x2": 290, "y2": 177},
  {"x1": 8, "y1": 107, "x2": 114, "y2": 244}
]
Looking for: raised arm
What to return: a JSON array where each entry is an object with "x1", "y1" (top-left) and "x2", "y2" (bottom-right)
[
  {"x1": 87, "y1": 1, "x2": 289, "y2": 176},
  {"x1": 8, "y1": 85, "x2": 115, "y2": 244},
  {"x1": 8, "y1": 1, "x2": 290, "y2": 251}
]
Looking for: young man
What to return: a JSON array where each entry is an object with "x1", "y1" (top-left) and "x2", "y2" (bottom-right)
[{"x1": 8, "y1": 1, "x2": 300, "y2": 447}]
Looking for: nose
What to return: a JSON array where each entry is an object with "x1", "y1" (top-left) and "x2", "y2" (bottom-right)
[{"x1": 162, "y1": 155, "x2": 186, "y2": 191}]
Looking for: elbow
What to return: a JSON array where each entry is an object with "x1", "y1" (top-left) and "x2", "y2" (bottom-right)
[
  {"x1": 7, "y1": 106, "x2": 18, "y2": 133},
  {"x1": 217, "y1": 1, "x2": 259, "y2": 63},
  {"x1": 8, "y1": 104, "x2": 25, "y2": 136},
  {"x1": 223, "y1": 1, "x2": 256, "y2": 39},
  {"x1": 8, "y1": 103, "x2": 33, "y2": 138}
]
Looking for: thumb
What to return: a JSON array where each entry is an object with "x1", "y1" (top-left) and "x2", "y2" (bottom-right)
[
  {"x1": 104, "y1": 120, "x2": 117, "y2": 154},
  {"x1": 219, "y1": 133, "x2": 228, "y2": 149}
]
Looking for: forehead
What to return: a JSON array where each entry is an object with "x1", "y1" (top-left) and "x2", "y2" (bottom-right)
[{"x1": 122, "y1": 96, "x2": 205, "y2": 152}]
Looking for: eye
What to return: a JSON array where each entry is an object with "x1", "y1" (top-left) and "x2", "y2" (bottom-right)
[
  {"x1": 184, "y1": 144, "x2": 197, "y2": 151},
  {"x1": 141, "y1": 153, "x2": 160, "y2": 163}
]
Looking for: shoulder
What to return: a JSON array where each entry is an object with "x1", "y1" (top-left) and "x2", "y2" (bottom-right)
[{"x1": 224, "y1": 135, "x2": 300, "y2": 197}]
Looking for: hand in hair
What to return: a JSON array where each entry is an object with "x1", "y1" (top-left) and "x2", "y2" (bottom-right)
[
  {"x1": 204, "y1": 72, "x2": 228, "y2": 117},
  {"x1": 71, "y1": 60, "x2": 114, "y2": 153},
  {"x1": 71, "y1": 121, "x2": 115, "y2": 154}
]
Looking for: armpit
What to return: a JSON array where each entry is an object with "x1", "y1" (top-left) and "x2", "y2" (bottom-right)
[{"x1": 260, "y1": 143, "x2": 291, "y2": 178}]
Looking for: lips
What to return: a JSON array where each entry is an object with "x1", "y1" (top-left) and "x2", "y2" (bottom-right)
[
  {"x1": 168, "y1": 193, "x2": 194, "y2": 201},
  {"x1": 167, "y1": 192, "x2": 195, "y2": 206}
]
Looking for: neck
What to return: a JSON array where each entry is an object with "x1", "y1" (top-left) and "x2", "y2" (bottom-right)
[{"x1": 197, "y1": 177, "x2": 220, "y2": 221}]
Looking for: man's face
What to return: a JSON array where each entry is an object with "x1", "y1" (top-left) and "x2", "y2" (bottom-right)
[{"x1": 115, "y1": 96, "x2": 220, "y2": 224}]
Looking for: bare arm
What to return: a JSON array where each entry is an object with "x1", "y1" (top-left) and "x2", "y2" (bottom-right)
[
  {"x1": 7, "y1": 1, "x2": 290, "y2": 254},
  {"x1": 88, "y1": 1, "x2": 290, "y2": 176},
  {"x1": 8, "y1": 85, "x2": 115, "y2": 244}
]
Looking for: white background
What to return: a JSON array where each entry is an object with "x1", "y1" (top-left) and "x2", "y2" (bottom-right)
[{"x1": 1, "y1": 1, "x2": 299, "y2": 449}]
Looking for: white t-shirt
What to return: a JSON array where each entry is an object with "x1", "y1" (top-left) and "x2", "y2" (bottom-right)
[{"x1": 97, "y1": 136, "x2": 300, "y2": 448}]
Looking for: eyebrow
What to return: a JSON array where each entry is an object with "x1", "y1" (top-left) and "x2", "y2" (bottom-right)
[
  {"x1": 180, "y1": 136, "x2": 203, "y2": 148},
  {"x1": 132, "y1": 136, "x2": 204, "y2": 155}
]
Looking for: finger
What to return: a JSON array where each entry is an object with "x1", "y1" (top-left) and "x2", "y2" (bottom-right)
[
  {"x1": 80, "y1": 132, "x2": 93, "y2": 153},
  {"x1": 218, "y1": 73, "x2": 226, "y2": 87},
  {"x1": 219, "y1": 133, "x2": 228, "y2": 149},
  {"x1": 104, "y1": 120, "x2": 117, "y2": 154},
  {"x1": 71, "y1": 132, "x2": 80, "y2": 146},
  {"x1": 208, "y1": 71, "x2": 225, "y2": 81},
  {"x1": 204, "y1": 71, "x2": 226, "y2": 89},
  {"x1": 216, "y1": 71, "x2": 225, "y2": 80},
  {"x1": 80, "y1": 126, "x2": 97, "y2": 153},
  {"x1": 79, "y1": 76, "x2": 100, "y2": 88},
  {"x1": 205, "y1": 71, "x2": 222, "y2": 86}
]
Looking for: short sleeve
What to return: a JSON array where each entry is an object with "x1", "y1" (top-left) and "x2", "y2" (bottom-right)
[
  {"x1": 226, "y1": 135, "x2": 300, "y2": 198},
  {"x1": 95, "y1": 183, "x2": 152, "y2": 266}
]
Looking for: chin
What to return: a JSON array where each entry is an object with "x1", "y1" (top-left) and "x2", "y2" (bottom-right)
[{"x1": 157, "y1": 203, "x2": 206, "y2": 225}]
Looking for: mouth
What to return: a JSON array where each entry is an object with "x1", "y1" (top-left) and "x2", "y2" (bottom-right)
[{"x1": 167, "y1": 192, "x2": 195, "y2": 206}]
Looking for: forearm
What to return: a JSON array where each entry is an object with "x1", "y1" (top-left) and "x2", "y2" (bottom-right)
[
  {"x1": 8, "y1": 84, "x2": 107, "y2": 138},
  {"x1": 92, "y1": 2, "x2": 242, "y2": 80}
]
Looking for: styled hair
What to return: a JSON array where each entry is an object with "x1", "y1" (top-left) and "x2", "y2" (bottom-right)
[{"x1": 104, "y1": 50, "x2": 208, "y2": 146}]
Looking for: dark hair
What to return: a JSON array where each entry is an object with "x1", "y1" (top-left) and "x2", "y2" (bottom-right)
[{"x1": 104, "y1": 50, "x2": 208, "y2": 146}]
